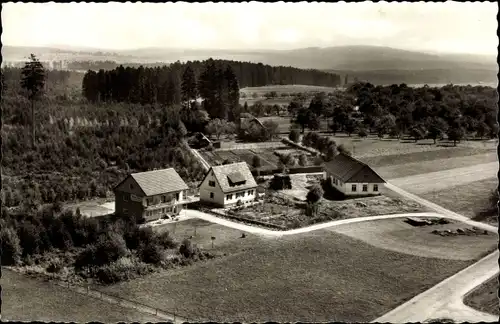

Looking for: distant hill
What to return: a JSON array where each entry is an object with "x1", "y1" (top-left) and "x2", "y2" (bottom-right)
[{"x1": 2, "y1": 45, "x2": 497, "y2": 85}]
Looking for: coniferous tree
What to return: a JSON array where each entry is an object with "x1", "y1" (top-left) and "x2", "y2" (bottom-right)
[
  {"x1": 21, "y1": 54, "x2": 46, "y2": 147},
  {"x1": 181, "y1": 66, "x2": 198, "y2": 109}
]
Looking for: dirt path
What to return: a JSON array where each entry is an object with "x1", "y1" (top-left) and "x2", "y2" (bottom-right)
[
  {"x1": 389, "y1": 162, "x2": 497, "y2": 194},
  {"x1": 190, "y1": 148, "x2": 211, "y2": 170},
  {"x1": 373, "y1": 251, "x2": 499, "y2": 323}
]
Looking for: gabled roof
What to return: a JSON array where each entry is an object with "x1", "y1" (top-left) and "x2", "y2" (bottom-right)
[
  {"x1": 323, "y1": 153, "x2": 385, "y2": 184},
  {"x1": 210, "y1": 162, "x2": 257, "y2": 193},
  {"x1": 119, "y1": 168, "x2": 189, "y2": 196}
]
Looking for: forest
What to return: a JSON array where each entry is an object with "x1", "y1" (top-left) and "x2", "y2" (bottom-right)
[{"x1": 289, "y1": 82, "x2": 498, "y2": 144}]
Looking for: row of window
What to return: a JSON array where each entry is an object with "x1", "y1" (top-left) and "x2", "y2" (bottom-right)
[
  {"x1": 351, "y1": 184, "x2": 378, "y2": 192},
  {"x1": 123, "y1": 192, "x2": 180, "y2": 205},
  {"x1": 226, "y1": 190, "x2": 254, "y2": 201}
]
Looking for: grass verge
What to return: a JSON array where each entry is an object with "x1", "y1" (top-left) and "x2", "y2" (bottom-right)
[{"x1": 463, "y1": 275, "x2": 499, "y2": 315}]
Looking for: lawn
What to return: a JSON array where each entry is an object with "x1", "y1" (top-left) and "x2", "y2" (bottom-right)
[
  {"x1": 259, "y1": 116, "x2": 329, "y2": 133},
  {"x1": 98, "y1": 230, "x2": 477, "y2": 322},
  {"x1": 420, "y1": 178, "x2": 498, "y2": 221},
  {"x1": 1, "y1": 268, "x2": 161, "y2": 322},
  {"x1": 463, "y1": 275, "x2": 499, "y2": 315},
  {"x1": 154, "y1": 218, "x2": 260, "y2": 254},
  {"x1": 372, "y1": 152, "x2": 497, "y2": 179},
  {"x1": 327, "y1": 218, "x2": 498, "y2": 261}
]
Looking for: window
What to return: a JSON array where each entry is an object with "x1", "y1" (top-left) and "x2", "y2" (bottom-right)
[
  {"x1": 147, "y1": 198, "x2": 152, "y2": 206},
  {"x1": 209, "y1": 180, "x2": 216, "y2": 187},
  {"x1": 210, "y1": 192, "x2": 214, "y2": 199},
  {"x1": 123, "y1": 208, "x2": 128, "y2": 215},
  {"x1": 226, "y1": 194, "x2": 233, "y2": 200},
  {"x1": 123, "y1": 194, "x2": 129, "y2": 202},
  {"x1": 161, "y1": 195, "x2": 166, "y2": 203},
  {"x1": 362, "y1": 184, "x2": 368, "y2": 192},
  {"x1": 129, "y1": 183, "x2": 134, "y2": 190},
  {"x1": 373, "y1": 184, "x2": 379, "y2": 192},
  {"x1": 351, "y1": 184, "x2": 357, "y2": 192},
  {"x1": 176, "y1": 193, "x2": 180, "y2": 200}
]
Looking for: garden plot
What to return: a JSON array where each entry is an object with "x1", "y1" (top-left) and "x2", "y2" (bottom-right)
[{"x1": 228, "y1": 191, "x2": 428, "y2": 230}]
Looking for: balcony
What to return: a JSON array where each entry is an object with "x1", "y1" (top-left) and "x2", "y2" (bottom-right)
[{"x1": 144, "y1": 195, "x2": 200, "y2": 211}]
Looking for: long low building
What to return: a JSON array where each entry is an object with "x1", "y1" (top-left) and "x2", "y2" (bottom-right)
[{"x1": 323, "y1": 152, "x2": 386, "y2": 197}]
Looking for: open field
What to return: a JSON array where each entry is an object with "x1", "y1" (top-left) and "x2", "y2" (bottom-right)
[
  {"x1": 327, "y1": 218, "x2": 497, "y2": 261},
  {"x1": 463, "y1": 275, "x2": 499, "y2": 315},
  {"x1": 199, "y1": 147, "x2": 316, "y2": 170},
  {"x1": 420, "y1": 178, "x2": 498, "y2": 220},
  {"x1": 239, "y1": 98, "x2": 293, "y2": 107},
  {"x1": 98, "y1": 230, "x2": 478, "y2": 322},
  {"x1": 389, "y1": 162, "x2": 497, "y2": 195},
  {"x1": 241, "y1": 84, "x2": 338, "y2": 96},
  {"x1": 1, "y1": 268, "x2": 161, "y2": 322},
  {"x1": 372, "y1": 152, "x2": 498, "y2": 179},
  {"x1": 335, "y1": 136, "x2": 495, "y2": 160},
  {"x1": 259, "y1": 115, "x2": 329, "y2": 133}
]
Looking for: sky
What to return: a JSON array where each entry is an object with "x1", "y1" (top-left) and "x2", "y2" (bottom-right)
[{"x1": 2, "y1": 1, "x2": 498, "y2": 55}]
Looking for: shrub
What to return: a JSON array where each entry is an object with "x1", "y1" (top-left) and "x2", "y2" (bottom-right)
[
  {"x1": 313, "y1": 156, "x2": 324, "y2": 166},
  {"x1": 298, "y1": 154, "x2": 308, "y2": 166},
  {"x1": 289, "y1": 129, "x2": 300, "y2": 143},
  {"x1": 155, "y1": 231, "x2": 178, "y2": 249},
  {"x1": 1, "y1": 226, "x2": 22, "y2": 265},
  {"x1": 76, "y1": 232, "x2": 129, "y2": 268},
  {"x1": 306, "y1": 185, "x2": 324, "y2": 204},
  {"x1": 358, "y1": 128, "x2": 368, "y2": 138},
  {"x1": 138, "y1": 243, "x2": 164, "y2": 265},
  {"x1": 269, "y1": 174, "x2": 292, "y2": 190},
  {"x1": 46, "y1": 257, "x2": 64, "y2": 273},
  {"x1": 337, "y1": 144, "x2": 352, "y2": 156},
  {"x1": 305, "y1": 202, "x2": 319, "y2": 217},
  {"x1": 179, "y1": 239, "x2": 197, "y2": 258},
  {"x1": 252, "y1": 155, "x2": 262, "y2": 169},
  {"x1": 95, "y1": 257, "x2": 153, "y2": 284}
]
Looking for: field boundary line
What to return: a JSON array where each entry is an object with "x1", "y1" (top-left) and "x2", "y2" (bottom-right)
[{"x1": 3, "y1": 267, "x2": 190, "y2": 324}]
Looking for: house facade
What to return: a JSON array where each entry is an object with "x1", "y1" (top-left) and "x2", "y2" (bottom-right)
[
  {"x1": 114, "y1": 168, "x2": 189, "y2": 222},
  {"x1": 199, "y1": 162, "x2": 258, "y2": 207},
  {"x1": 324, "y1": 153, "x2": 385, "y2": 197}
]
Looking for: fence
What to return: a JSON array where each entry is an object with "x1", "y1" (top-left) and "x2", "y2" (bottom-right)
[
  {"x1": 49, "y1": 278, "x2": 191, "y2": 323},
  {"x1": 208, "y1": 205, "x2": 287, "y2": 230}
]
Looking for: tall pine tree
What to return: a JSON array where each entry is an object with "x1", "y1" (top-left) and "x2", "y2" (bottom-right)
[
  {"x1": 181, "y1": 65, "x2": 198, "y2": 109},
  {"x1": 20, "y1": 54, "x2": 46, "y2": 147}
]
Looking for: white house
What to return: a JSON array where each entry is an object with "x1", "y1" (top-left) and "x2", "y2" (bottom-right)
[
  {"x1": 323, "y1": 153, "x2": 385, "y2": 197},
  {"x1": 199, "y1": 162, "x2": 258, "y2": 207}
]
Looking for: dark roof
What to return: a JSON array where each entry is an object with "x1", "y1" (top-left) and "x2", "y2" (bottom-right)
[
  {"x1": 211, "y1": 162, "x2": 257, "y2": 193},
  {"x1": 227, "y1": 172, "x2": 246, "y2": 184},
  {"x1": 129, "y1": 168, "x2": 189, "y2": 196},
  {"x1": 323, "y1": 153, "x2": 385, "y2": 184}
]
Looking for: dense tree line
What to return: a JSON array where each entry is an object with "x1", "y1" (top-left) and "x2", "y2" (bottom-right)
[
  {"x1": 81, "y1": 58, "x2": 341, "y2": 108},
  {"x1": 67, "y1": 60, "x2": 168, "y2": 71},
  {"x1": 290, "y1": 82, "x2": 498, "y2": 143}
]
